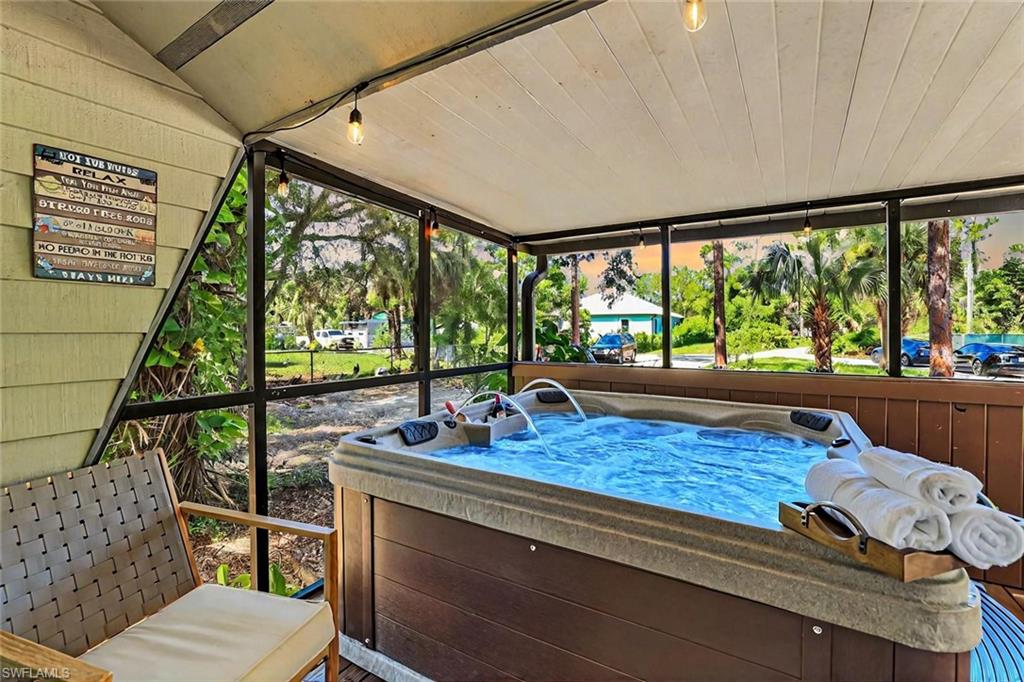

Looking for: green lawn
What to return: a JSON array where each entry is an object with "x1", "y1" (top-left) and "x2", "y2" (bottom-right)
[
  {"x1": 265, "y1": 350, "x2": 412, "y2": 382},
  {"x1": 706, "y1": 356, "x2": 928, "y2": 377},
  {"x1": 671, "y1": 341, "x2": 716, "y2": 354}
]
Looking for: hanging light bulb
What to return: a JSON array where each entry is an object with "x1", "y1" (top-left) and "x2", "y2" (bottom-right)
[
  {"x1": 429, "y1": 210, "x2": 440, "y2": 239},
  {"x1": 682, "y1": 0, "x2": 707, "y2": 32},
  {"x1": 347, "y1": 88, "x2": 364, "y2": 145},
  {"x1": 803, "y1": 208, "x2": 813, "y2": 236},
  {"x1": 277, "y1": 169, "x2": 290, "y2": 197}
]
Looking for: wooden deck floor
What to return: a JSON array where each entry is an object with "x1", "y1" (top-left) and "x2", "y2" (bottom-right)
[
  {"x1": 304, "y1": 657, "x2": 382, "y2": 682},
  {"x1": 983, "y1": 581, "x2": 1024, "y2": 623}
]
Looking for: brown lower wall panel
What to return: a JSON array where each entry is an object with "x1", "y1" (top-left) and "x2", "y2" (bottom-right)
[
  {"x1": 375, "y1": 615, "x2": 512, "y2": 682},
  {"x1": 367, "y1": 500, "x2": 960, "y2": 682},
  {"x1": 513, "y1": 363, "x2": 1024, "y2": 588},
  {"x1": 374, "y1": 499, "x2": 803, "y2": 676},
  {"x1": 375, "y1": 537, "x2": 796, "y2": 681}
]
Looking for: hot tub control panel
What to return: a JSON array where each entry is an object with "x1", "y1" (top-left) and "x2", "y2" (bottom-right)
[{"x1": 790, "y1": 410, "x2": 833, "y2": 432}]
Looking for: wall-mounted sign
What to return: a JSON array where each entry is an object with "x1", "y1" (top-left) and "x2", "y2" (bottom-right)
[{"x1": 32, "y1": 144, "x2": 157, "y2": 286}]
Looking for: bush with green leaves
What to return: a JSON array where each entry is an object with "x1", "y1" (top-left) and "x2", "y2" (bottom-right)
[
  {"x1": 634, "y1": 331, "x2": 661, "y2": 353},
  {"x1": 536, "y1": 320, "x2": 592, "y2": 363},
  {"x1": 671, "y1": 316, "x2": 714, "y2": 347},
  {"x1": 832, "y1": 327, "x2": 880, "y2": 357},
  {"x1": 216, "y1": 562, "x2": 297, "y2": 597}
]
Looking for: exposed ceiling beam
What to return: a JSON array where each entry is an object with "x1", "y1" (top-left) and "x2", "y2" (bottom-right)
[
  {"x1": 519, "y1": 175, "x2": 1024, "y2": 244},
  {"x1": 155, "y1": 0, "x2": 274, "y2": 71},
  {"x1": 521, "y1": 191, "x2": 1024, "y2": 255}
]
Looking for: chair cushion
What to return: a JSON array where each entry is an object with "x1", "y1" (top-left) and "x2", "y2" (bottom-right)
[{"x1": 79, "y1": 584, "x2": 334, "y2": 682}]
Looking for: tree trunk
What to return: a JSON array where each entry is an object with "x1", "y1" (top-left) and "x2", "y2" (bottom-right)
[
  {"x1": 965, "y1": 240, "x2": 975, "y2": 334},
  {"x1": 927, "y1": 220, "x2": 954, "y2": 377},
  {"x1": 712, "y1": 241, "x2": 727, "y2": 368},
  {"x1": 811, "y1": 298, "x2": 834, "y2": 373},
  {"x1": 570, "y1": 259, "x2": 581, "y2": 345},
  {"x1": 389, "y1": 306, "x2": 403, "y2": 359}
]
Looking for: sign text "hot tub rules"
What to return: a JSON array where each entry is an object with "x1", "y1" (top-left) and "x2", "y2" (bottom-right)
[{"x1": 32, "y1": 144, "x2": 157, "y2": 286}]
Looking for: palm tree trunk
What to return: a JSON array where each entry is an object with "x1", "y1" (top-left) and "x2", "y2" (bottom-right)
[
  {"x1": 712, "y1": 241, "x2": 727, "y2": 368},
  {"x1": 811, "y1": 298, "x2": 834, "y2": 372},
  {"x1": 571, "y1": 259, "x2": 581, "y2": 345},
  {"x1": 927, "y1": 220, "x2": 954, "y2": 377}
]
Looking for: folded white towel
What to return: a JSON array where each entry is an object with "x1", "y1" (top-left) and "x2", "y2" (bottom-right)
[
  {"x1": 858, "y1": 446, "x2": 982, "y2": 514},
  {"x1": 805, "y1": 458, "x2": 952, "y2": 551},
  {"x1": 948, "y1": 504, "x2": 1024, "y2": 570}
]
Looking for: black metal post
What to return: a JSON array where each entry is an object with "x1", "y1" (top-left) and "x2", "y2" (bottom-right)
[
  {"x1": 246, "y1": 148, "x2": 269, "y2": 591},
  {"x1": 417, "y1": 210, "x2": 432, "y2": 414},
  {"x1": 507, "y1": 248, "x2": 518, "y2": 391},
  {"x1": 521, "y1": 255, "x2": 548, "y2": 361},
  {"x1": 660, "y1": 226, "x2": 672, "y2": 368},
  {"x1": 885, "y1": 200, "x2": 902, "y2": 378}
]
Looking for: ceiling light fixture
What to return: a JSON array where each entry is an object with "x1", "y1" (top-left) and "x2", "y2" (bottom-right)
[
  {"x1": 682, "y1": 0, "x2": 707, "y2": 32},
  {"x1": 347, "y1": 87, "x2": 365, "y2": 145}
]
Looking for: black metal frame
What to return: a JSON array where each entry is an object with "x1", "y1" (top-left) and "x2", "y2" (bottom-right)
[{"x1": 89, "y1": 143, "x2": 517, "y2": 587}]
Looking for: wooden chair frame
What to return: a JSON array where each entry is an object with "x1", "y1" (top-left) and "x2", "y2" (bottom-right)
[{"x1": 1, "y1": 451, "x2": 340, "y2": 682}]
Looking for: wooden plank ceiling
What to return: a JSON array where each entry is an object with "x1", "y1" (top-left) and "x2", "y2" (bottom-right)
[
  {"x1": 272, "y1": 0, "x2": 1024, "y2": 236},
  {"x1": 97, "y1": 0, "x2": 1024, "y2": 237}
]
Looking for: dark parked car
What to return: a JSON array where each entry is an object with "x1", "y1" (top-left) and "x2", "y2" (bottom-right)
[
  {"x1": 591, "y1": 333, "x2": 637, "y2": 364},
  {"x1": 870, "y1": 338, "x2": 930, "y2": 367},
  {"x1": 954, "y1": 343, "x2": 1024, "y2": 376}
]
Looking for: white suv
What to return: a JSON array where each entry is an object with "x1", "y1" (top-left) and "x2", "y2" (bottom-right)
[{"x1": 313, "y1": 329, "x2": 349, "y2": 349}]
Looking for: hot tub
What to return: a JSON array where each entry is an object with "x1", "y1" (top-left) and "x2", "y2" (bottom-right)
[{"x1": 329, "y1": 387, "x2": 980, "y2": 681}]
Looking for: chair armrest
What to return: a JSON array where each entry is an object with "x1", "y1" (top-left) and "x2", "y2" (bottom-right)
[
  {"x1": 0, "y1": 631, "x2": 112, "y2": 682},
  {"x1": 179, "y1": 501, "x2": 335, "y2": 541}
]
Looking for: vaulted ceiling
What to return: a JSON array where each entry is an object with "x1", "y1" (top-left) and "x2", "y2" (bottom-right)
[{"x1": 98, "y1": 0, "x2": 1024, "y2": 237}]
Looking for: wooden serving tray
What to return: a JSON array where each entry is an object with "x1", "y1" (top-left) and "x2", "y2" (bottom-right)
[{"x1": 779, "y1": 501, "x2": 967, "y2": 582}]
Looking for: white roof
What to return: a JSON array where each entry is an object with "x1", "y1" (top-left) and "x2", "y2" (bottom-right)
[
  {"x1": 100, "y1": 1, "x2": 1024, "y2": 237},
  {"x1": 581, "y1": 292, "x2": 682, "y2": 319}
]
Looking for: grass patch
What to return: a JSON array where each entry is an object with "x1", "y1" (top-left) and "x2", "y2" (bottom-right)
[
  {"x1": 265, "y1": 350, "x2": 412, "y2": 382},
  {"x1": 671, "y1": 341, "x2": 716, "y2": 354},
  {"x1": 707, "y1": 356, "x2": 928, "y2": 377}
]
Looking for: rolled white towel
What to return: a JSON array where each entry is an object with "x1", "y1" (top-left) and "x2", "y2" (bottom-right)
[
  {"x1": 858, "y1": 446, "x2": 982, "y2": 514},
  {"x1": 948, "y1": 504, "x2": 1024, "y2": 570},
  {"x1": 805, "y1": 458, "x2": 952, "y2": 552}
]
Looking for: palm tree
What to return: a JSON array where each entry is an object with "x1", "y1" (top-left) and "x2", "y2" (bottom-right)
[
  {"x1": 751, "y1": 233, "x2": 880, "y2": 372},
  {"x1": 927, "y1": 220, "x2": 954, "y2": 377},
  {"x1": 710, "y1": 241, "x2": 727, "y2": 367}
]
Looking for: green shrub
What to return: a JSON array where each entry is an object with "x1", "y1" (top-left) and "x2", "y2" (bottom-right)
[
  {"x1": 671, "y1": 316, "x2": 714, "y2": 347},
  {"x1": 833, "y1": 327, "x2": 880, "y2": 356},
  {"x1": 216, "y1": 562, "x2": 297, "y2": 596},
  {"x1": 634, "y1": 331, "x2": 661, "y2": 353}
]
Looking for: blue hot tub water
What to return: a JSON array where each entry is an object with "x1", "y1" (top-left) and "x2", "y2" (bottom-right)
[{"x1": 425, "y1": 412, "x2": 826, "y2": 526}]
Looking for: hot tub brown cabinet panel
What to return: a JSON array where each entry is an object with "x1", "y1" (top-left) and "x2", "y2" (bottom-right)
[{"x1": 341, "y1": 498, "x2": 967, "y2": 682}]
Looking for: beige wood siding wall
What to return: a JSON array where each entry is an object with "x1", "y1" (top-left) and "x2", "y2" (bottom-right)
[{"x1": 0, "y1": 0, "x2": 240, "y2": 484}]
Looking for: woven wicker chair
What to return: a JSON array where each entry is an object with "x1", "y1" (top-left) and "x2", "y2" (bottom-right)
[{"x1": 0, "y1": 451, "x2": 340, "y2": 682}]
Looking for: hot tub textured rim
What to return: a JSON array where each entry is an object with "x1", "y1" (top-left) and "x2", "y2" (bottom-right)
[{"x1": 329, "y1": 390, "x2": 981, "y2": 654}]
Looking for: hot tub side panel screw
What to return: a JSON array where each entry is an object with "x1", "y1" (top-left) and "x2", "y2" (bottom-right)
[{"x1": 812, "y1": 625, "x2": 823, "y2": 635}]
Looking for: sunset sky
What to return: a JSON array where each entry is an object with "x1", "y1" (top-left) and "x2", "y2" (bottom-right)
[{"x1": 579, "y1": 213, "x2": 1023, "y2": 291}]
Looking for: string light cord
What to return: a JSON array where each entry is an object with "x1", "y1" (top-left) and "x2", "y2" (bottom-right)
[{"x1": 239, "y1": 0, "x2": 581, "y2": 145}]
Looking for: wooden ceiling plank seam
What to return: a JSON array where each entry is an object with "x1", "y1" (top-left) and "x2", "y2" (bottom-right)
[
  {"x1": 527, "y1": 21, "x2": 668, "y2": 202},
  {"x1": 829, "y1": 0, "x2": 923, "y2": 196},
  {"x1": 154, "y1": 0, "x2": 274, "y2": 71},
  {"x1": 584, "y1": 3, "x2": 720, "y2": 206},
  {"x1": 803, "y1": 0, "x2": 824, "y2": 202},
  {"x1": 432, "y1": 57, "x2": 624, "y2": 216},
  {"x1": 953, "y1": 102, "x2": 1024, "y2": 182},
  {"x1": 775, "y1": 0, "x2": 821, "y2": 202},
  {"x1": 723, "y1": 0, "x2": 786, "y2": 204},
  {"x1": 851, "y1": 0, "x2": 973, "y2": 193},
  {"x1": 485, "y1": 37, "x2": 653, "y2": 219},
  {"x1": 876, "y1": 0, "x2": 1021, "y2": 191},
  {"x1": 932, "y1": 66, "x2": 1024, "y2": 181},
  {"x1": 684, "y1": 0, "x2": 764, "y2": 204},
  {"x1": 626, "y1": 0, "x2": 736, "y2": 204},
  {"x1": 385, "y1": 75, "x2": 585, "y2": 219},
  {"x1": 585, "y1": 8, "x2": 687, "y2": 170},
  {"x1": 822, "y1": 0, "x2": 872, "y2": 199},
  {"x1": 464, "y1": 51, "x2": 633, "y2": 211},
  {"x1": 806, "y1": 0, "x2": 871, "y2": 202},
  {"x1": 549, "y1": 12, "x2": 685, "y2": 201},
  {"x1": 900, "y1": 5, "x2": 1024, "y2": 187}
]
